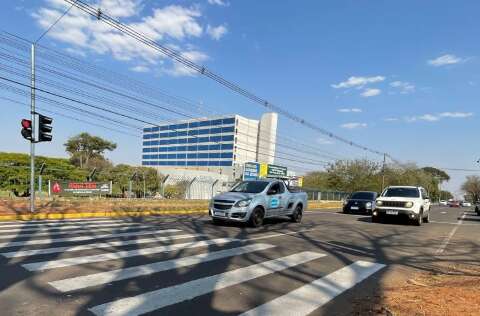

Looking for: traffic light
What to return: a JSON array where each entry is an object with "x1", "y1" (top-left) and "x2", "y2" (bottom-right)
[
  {"x1": 21, "y1": 119, "x2": 32, "y2": 141},
  {"x1": 37, "y1": 114, "x2": 53, "y2": 142}
]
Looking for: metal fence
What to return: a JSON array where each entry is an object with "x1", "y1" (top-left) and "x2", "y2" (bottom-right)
[{"x1": 304, "y1": 190, "x2": 349, "y2": 201}]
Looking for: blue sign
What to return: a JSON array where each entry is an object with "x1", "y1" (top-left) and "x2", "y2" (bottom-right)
[
  {"x1": 270, "y1": 198, "x2": 279, "y2": 208},
  {"x1": 243, "y1": 162, "x2": 260, "y2": 180}
]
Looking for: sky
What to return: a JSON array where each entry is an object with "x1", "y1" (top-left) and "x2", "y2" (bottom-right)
[{"x1": 0, "y1": 0, "x2": 479, "y2": 195}]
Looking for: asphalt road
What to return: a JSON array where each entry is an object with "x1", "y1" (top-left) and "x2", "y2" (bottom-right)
[{"x1": 0, "y1": 206, "x2": 478, "y2": 316}]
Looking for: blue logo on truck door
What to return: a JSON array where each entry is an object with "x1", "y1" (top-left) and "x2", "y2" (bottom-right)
[{"x1": 270, "y1": 198, "x2": 279, "y2": 208}]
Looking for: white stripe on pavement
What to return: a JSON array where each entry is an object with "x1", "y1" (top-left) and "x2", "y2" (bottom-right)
[
  {"x1": 50, "y1": 243, "x2": 275, "y2": 292},
  {"x1": 436, "y1": 213, "x2": 466, "y2": 255},
  {"x1": 89, "y1": 251, "x2": 325, "y2": 316},
  {"x1": 0, "y1": 220, "x2": 137, "y2": 233},
  {"x1": 1, "y1": 233, "x2": 203, "y2": 258},
  {"x1": 22, "y1": 237, "x2": 241, "y2": 271},
  {"x1": 0, "y1": 219, "x2": 125, "y2": 229},
  {"x1": 240, "y1": 261, "x2": 385, "y2": 316},
  {"x1": 0, "y1": 223, "x2": 153, "y2": 240},
  {"x1": 0, "y1": 218, "x2": 120, "y2": 227},
  {"x1": 0, "y1": 229, "x2": 181, "y2": 249}
]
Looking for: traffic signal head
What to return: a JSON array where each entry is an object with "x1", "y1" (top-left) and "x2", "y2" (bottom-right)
[
  {"x1": 37, "y1": 114, "x2": 53, "y2": 142},
  {"x1": 21, "y1": 119, "x2": 32, "y2": 141}
]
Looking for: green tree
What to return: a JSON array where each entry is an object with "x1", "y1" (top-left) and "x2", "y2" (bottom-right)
[
  {"x1": 421, "y1": 167, "x2": 450, "y2": 182},
  {"x1": 461, "y1": 175, "x2": 480, "y2": 203},
  {"x1": 326, "y1": 159, "x2": 381, "y2": 193},
  {"x1": 303, "y1": 171, "x2": 329, "y2": 190},
  {"x1": 64, "y1": 133, "x2": 116, "y2": 170}
]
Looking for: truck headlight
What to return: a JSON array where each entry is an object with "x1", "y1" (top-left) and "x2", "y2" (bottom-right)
[
  {"x1": 405, "y1": 201, "x2": 414, "y2": 208},
  {"x1": 235, "y1": 199, "x2": 252, "y2": 207},
  {"x1": 376, "y1": 200, "x2": 383, "y2": 206},
  {"x1": 366, "y1": 202, "x2": 372, "y2": 208}
]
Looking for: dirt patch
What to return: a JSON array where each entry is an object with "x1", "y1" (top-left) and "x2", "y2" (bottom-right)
[{"x1": 354, "y1": 263, "x2": 480, "y2": 316}]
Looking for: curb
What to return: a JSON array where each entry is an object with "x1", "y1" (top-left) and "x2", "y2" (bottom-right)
[
  {"x1": 0, "y1": 209, "x2": 209, "y2": 221},
  {"x1": 0, "y1": 204, "x2": 342, "y2": 222}
]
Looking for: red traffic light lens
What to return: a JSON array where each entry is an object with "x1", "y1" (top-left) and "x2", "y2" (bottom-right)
[{"x1": 21, "y1": 119, "x2": 32, "y2": 129}]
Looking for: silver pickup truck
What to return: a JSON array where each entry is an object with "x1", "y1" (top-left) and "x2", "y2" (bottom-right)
[{"x1": 210, "y1": 179, "x2": 308, "y2": 227}]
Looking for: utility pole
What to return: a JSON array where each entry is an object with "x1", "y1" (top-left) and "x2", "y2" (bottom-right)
[
  {"x1": 381, "y1": 153, "x2": 386, "y2": 192},
  {"x1": 30, "y1": 44, "x2": 36, "y2": 213}
]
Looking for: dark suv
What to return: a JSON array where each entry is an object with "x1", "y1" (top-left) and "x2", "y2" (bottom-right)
[{"x1": 343, "y1": 191, "x2": 378, "y2": 214}]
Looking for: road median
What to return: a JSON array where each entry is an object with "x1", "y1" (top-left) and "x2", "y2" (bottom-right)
[{"x1": 0, "y1": 199, "x2": 341, "y2": 221}]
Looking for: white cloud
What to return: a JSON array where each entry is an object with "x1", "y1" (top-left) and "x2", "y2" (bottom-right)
[
  {"x1": 384, "y1": 118, "x2": 399, "y2": 122},
  {"x1": 207, "y1": 0, "x2": 229, "y2": 6},
  {"x1": 207, "y1": 24, "x2": 228, "y2": 40},
  {"x1": 428, "y1": 54, "x2": 464, "y2": 67},
  {"x1": 32, "y1": 1, "x2": 210, "y2": 76},
  {"x1": 361, "y1": 88, "x2": 381, "y2": 97},
  {"x1": 130, "y1": 65, "x2": 149, "y2": 72},
  {"x1": 390, "y1": 81, "x2": 415, "y2": 94},
  {"x1": 406, "y1": 112, "x2": 473, "y2": 122},
  {"x1": 167, "y1": 50, "x2": 209, "y2": 76},
  {"x1": 340, "y1": 122, "x2": 367, "y2": 129},
  {"x1": 338, "y1": 108, "x2": 362, "y2": 113},
  {"x1": 331, "y1": 76, "x2": 385, "y2": 89},
  {"x1": 317, "y1": 137, "x2": 334, "y2": 145},
  {"x1": 438, "y1": 112, "x2": 473, "y2": 118}
]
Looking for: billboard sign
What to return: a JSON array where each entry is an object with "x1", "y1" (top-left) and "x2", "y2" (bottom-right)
[
  {"x1": 243, "y1": 162, "x2": 288, "y2": 180},
  {"x1": 243, "y1": 162, "x2": 260, "y2": 180},
  {"x1": 267, "y1": 164, "x2": 288, "y2": 178},
  {"x1": 50, "y1": 181, "x2": 112, "y2": 196}
]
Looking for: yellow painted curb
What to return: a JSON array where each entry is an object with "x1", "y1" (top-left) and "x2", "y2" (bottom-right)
[
  {"x1": 0, "y1": 209, "x2": 209, "y2": 221},
  {"x1": 0, "y1": 203, "x2": 340, "y2": 222}
]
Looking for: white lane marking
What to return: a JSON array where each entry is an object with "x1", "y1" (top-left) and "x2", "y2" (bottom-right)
[
  {"x1": 435, "y1": 213, "x2": 466, "y2": 255},
  {"x1": 0, "y1": 220, "x2": 135, "y2": 233},
  {"x1": 49, "y1": 243, "x2": 275, "y2": 292},
  {"x1": 0, "y1": 219, "x2": 125, "y2": 228},
  {"x1": 0, "y1": 223, "x2": 153, "y2": 240},
  {"x1": 429, "y1": 220, "x2": 478, "y2": 226},
  {"x1": 240, "y1": 261, "x2": 385, "y2": 316},
  {"x1": 22, "y1": 238, "x2": 241, "y2": 271},
  {"x1": 89, "y1": 251, "x2": 325, "y2": 316},
  {"x1": 0, "y1": 218, "x2": 120, "y2": 227},
  {"x1": 0, "y1": 229, "x2": 181, "y2": 248},
  {"x1": 440, "y1": 211, "x2": 447, "y2": 214},
  {"x1": 462, "y1": 215, "x2": 480, "y2": 220},
  {"x1": 247, "y1": 229, "x2": 315, "y2": 241},
  {"x1": 1, "y1": 234, "x2": 202, "y2": 258}
]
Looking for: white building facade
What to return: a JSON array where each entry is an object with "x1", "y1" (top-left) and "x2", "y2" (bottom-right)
[{"x1": 142, "y1": 113, "x2": 278, "y2": 180}]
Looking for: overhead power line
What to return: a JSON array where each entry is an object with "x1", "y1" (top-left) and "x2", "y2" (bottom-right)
[
  {"x1": 0, "y1": 32, "x2": 344, "y2": 163},
  {"x1": 63, "y1": 0, "x2": 396, "y2": 161}
]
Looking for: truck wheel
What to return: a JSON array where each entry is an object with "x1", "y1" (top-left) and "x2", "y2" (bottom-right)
[
  {"x1": 249, "y1": 207, "x2": 264, "y2": 228},
  {"x1": 414, "y1": 211, "x2": 423, "y2": 226},
  {"x1": 290, "y1": 205, "x2": 303, "y2": 223}
]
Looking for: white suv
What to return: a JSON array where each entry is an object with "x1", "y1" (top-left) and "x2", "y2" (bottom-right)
[{"x1": 373, "y1": 186, "x2": 431, "y2": 226}]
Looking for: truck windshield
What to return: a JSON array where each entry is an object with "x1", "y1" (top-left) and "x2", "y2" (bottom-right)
[
  {"x1": 230, "y1": 181, "x2": 269, "y2": 193},
  {"x1": 382, "y1": 188, "x2": 419, "y2": 198}
]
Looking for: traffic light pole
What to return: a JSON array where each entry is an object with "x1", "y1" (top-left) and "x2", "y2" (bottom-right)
[{"x1": 30, "y1": 44, "x2": 36, "y2": 213}]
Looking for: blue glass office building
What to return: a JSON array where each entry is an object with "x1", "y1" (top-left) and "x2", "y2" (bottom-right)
[{"x1": 142, "y1": 116, "x2": 237, "y2": 167}]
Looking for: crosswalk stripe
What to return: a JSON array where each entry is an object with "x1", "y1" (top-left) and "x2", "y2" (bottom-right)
[
  {"x1": 0, "y1": 220, "x2": 136, "y2": 233},
  {"x1": 0, "y1": 229, "x2": 181, "y2": 249},
  {"x1": 89, "y1": 251, "x2": 325, "y2": 316},
  {"x1": 49, "y1": 243, "x2": 275, "y2": 292},
  {"x1": 0, "y1": 223, "x2": 153, "y2": 240},
  {"x1": 0, "y1": 218, "x2": 119, "y2": 227},
  {"x1": 0, "y1": 219, "x2": 125, "y2": 229},
  {"x1": 462, "y1": 215, "x2": 479, "y2": 220},
  {"x1": 239, "y1": 261, "x2": 385, "y2": 316},
  {"x1": 22, "y1": 237, "x2": 241, "y2": 271},
  {"x1": 1, "y1": 233, "x2": 203, "y2": 258}
]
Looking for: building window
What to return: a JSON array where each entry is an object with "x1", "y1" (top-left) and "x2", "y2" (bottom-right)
[{"x1": 223, "y1": 117, "x2": 235, "y2": 125}]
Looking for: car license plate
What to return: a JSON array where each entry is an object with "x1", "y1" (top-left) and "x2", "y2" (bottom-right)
[
  {"x1": 386, "y1": 210, "x2": 398, "y2": 215},
  {"x1": 350, "y1": 206, "x2": 359, "y2": 210},
  {"x1": 214, "y1": 211, "x2": 225, "y2": 216}
]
